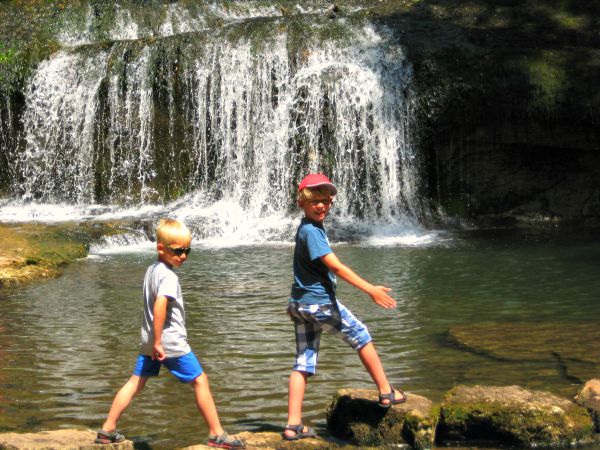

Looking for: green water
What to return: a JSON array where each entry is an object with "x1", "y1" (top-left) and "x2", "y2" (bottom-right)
[{"x1": 1, "y1": 228, "x2": 599, "y2": 448}]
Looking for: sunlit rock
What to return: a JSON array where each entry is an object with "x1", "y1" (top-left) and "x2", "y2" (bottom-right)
[
  {"x1": 575, "y1": 379, "x2": 600, "y2": 432},
  {"x1": 178, "y1": 431, "x2": 377, "y2": 449},
  {"x1": 438, "y1": 385, "x2": 594, "y2": 447},
  {"x1": 326, "y1": 388, "x2": 435, "y2": 449},
  {"x1": 0, "y1": 429, "x2": 133, "y2": 449}
]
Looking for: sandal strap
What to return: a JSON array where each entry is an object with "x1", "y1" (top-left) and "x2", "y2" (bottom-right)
[
  {"x1": 95, "y1": 429, "x2": 125, "y2": 442},
  {"x1": 210, "y1": 432, "x2": 245, "y2": 446},
  {"x1": 284, "y1": 423, "x2": 304, "y2": 433},
  {"x1": 379, "y1": 385, "x2": 395, "y2": 401}
]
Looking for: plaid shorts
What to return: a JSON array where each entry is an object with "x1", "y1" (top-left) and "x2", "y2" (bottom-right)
[{"x1": 288, "y1": 300, "x2": 372, "y2": 375}]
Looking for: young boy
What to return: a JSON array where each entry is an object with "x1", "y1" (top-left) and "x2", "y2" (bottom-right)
[
  {"x1": 95, "y1": 218, "x2": 245, "y2": 449},
  {"x1": 283, "y1": 174, "x2": 407, "y2": 441}
]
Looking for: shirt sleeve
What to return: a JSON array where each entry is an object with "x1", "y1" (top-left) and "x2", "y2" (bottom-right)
[
  {"x1": 157, "y1": 269, "x2": 179, "y2": 301},
  {"x1": 305, "y1": 226, "x2": 332, "y2": 261}
]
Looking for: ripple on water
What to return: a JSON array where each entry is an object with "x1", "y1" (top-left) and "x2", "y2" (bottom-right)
[{"x1": 2, "y1": 230, "x2": 600, "y2": 448}]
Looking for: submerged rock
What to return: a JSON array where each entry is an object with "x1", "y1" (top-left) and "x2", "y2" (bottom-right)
[
  {"x1": 0, "y1": 429, "x2": 133, "y2": 449},
  {"x1": 438, "y1": 385, "x2": 594, "y2": 447},
  {"x1": 449, "y1": 322, "x2": 600, "y2": 364},
  {"x1": 448, "y1": 322, "x2": 600, "y2": 383},
  {"x1": 326, "y1": 388, "x2": 436, "y2": 449},
  {"x1": 575, "y1": 379, "x2": 600, "y2": 432}
]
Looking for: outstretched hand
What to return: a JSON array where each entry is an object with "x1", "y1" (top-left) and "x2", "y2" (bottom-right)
[{"x1": 369, "y1": 286, "x2": 396, "y2": 309}]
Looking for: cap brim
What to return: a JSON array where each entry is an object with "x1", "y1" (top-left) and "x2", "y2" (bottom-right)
[{"x1": 304, "y1": 182, "x2": 337, "y2": 195}]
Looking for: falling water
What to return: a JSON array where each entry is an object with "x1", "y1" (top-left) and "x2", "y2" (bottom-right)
[
  {"x1": 0, "y1": 92, "x2": 17, "y2": 194},
  {"x1": 2, "y1": 5, "x2": 428, "y2": 244}
]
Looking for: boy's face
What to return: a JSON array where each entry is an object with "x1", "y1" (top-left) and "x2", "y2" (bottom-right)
[
  {"x1": 299, "y1": 194, "x2": 333, "y2": 224},
  {"x1": 157, "y1": 238, "x2": 191, "y2": 268}
]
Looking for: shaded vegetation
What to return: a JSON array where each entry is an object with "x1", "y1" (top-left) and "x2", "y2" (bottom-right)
[{"x1": 367, "y1": 0, "x2": 600, "y2": 223}]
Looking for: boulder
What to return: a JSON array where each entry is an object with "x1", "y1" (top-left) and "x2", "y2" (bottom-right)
[
  {"x1": 438, "y1": 385, "x2": 594, "y2": 447},
  {"x1": 0, "y1": 429, "x2": 133, "y2": 449},
  {"x1": 326, "y1": 388, "x2": 436, "y2": 449},
  {"x1": 575, "y1": 379, "x2": 600, "y2": 432}
]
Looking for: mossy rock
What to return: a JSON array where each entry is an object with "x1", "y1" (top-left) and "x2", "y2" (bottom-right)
[
  {"x1": 575, "y1": 379, "x2": 600, "y2": 433},
  {"x1": 438, "y1": 385, "x2": 594, "y2": 447},
  {"x1": 0, "y1": 221, "x2": 142, "y2": 287},
  {"x1": 326, "y1": 388, "x2": 436, "y2": 449}
]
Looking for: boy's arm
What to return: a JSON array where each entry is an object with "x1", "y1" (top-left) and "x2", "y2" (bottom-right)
[
  {"x1": 152, "y1": 295, "x2": 168, "y2": 361},
  {"x1": 321, "y1": 252, "x2": 396, "y2": 309}
]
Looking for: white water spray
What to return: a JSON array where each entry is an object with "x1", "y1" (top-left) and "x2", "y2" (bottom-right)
[{"x1": 2, "y1": 14, "x2": 432, "y2": 247}]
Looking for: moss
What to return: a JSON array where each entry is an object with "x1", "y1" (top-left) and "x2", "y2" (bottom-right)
[
  {"x1": 0, "y1": 221, "x2": 130, "y2": 287},
  {"x1": 522, "y1": 52, "x2": 568, "y2": 114},
  {"x1": 439, "y1": 387, "x2": 595, "y2": 447},
  {"x1": 327, "y1": 389, "x2": 436, "y2": 448}
]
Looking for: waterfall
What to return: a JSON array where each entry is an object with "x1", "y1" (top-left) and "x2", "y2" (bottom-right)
[{"x1": 1, "y1": 7, "x2": 428, "y2": 244}]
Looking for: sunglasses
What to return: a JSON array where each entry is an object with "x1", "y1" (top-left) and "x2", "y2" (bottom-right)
[
  {"x1": 167, "y1": 246, "x2": 191, "y2": 256},
  {"x1": 308, "y1": 199, "x2": 333, "y2": 206}
]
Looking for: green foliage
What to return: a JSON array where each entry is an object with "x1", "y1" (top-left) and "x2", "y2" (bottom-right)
[{"x1": 0, "y1": 43, "x2": 16, "y2": 65}]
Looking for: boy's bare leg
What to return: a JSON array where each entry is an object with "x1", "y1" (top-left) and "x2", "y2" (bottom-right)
[
  {"x1": 357, "y1": 342, "x2": 403, "y2": 404},
  {"x1": 285, "y1": 370, "x2": 309, "y2": 438},
  {"x1": 191, "y1": 373, "x2": 224, "y2": 436},
  {"x1": 101, "y1": 375, "x2": 148, "y2": 432}
]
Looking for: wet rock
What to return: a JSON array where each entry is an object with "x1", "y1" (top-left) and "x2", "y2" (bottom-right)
[
  {"x1": 438, "y1": 385, "x2": 594, "y2": 447},
  {"x1": 0, "y1": 429, "x2": 133, "y2": 449},
  {"x1": 178, "y1": 431, "x2": 375, "y2": 449},
  {"x1": 326, "y1": 388, "x2": 436, "y2": 449},
  {"x1": 0, "y1": 221, "x2": 142, "y2": 287},
  {"x1": 575, "y1": 379, "x2": 600, "y2": 432}
]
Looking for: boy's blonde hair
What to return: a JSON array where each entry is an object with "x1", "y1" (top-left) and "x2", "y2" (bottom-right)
[
  {"x1": 298, "y1": 186, "x2": 335, "y2": 202},
  {"x1": 156, "y1": 218, "x2": 192, "y2": 246}
]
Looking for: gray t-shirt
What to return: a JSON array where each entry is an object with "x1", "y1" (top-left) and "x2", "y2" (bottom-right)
[{"x1": 139, "y1": 261, "x2": 191, "y2": 358}]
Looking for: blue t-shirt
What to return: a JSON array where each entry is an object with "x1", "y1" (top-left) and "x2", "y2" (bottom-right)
[{"x1": 290, "y1": 218, "x2": 337, "y2": 305}]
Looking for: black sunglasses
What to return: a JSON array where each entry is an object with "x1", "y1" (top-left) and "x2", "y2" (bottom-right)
[{"x1": 168, "y1": 246, "x2": 191, "y2": 256}]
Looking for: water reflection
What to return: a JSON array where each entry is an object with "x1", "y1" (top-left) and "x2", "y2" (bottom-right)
[{"x1": 1, "y1": 229, "x2": 599, "y2": 448}]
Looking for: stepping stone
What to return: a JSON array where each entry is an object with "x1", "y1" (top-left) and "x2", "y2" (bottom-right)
[
  {"x1": 0, "y1": 429, "x2": 133, "y2": 449},
  {"x1": 326, "y1": 388, "x2": 436, "y2": 449},
  {"x1": 438, "y1": 384, "x2": 594, "y2": 447}
]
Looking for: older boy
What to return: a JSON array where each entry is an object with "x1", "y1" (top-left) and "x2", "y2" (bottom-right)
[
  {"x1": 283, "y1": 174, "x2": 407, "y2": 441},
  {"x1": 95, "y1": 218, "x2": 245, "y2": 449}
]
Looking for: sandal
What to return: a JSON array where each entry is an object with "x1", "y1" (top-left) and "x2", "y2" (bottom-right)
[
  {"x1": 208, "y1": 432, "x2": 246, "y2": 449},
  {"x1": 282, "y1": 423, "x2": 317, "y2": 441},
  {"x1": 378, "y1": 385, "x2": 407, "y2": 408},
  {"x1": 94, "y1": 429, "x2": 125, "y2": 444}
]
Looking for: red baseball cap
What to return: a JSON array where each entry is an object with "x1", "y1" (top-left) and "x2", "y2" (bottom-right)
[{"x1": 298, "y1": 173, "x2": 337, "y2": 195}]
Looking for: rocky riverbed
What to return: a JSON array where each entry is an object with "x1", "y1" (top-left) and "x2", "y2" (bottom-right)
[{"x1": 2, "y1": 381, "x2": 600, "y2": 449}]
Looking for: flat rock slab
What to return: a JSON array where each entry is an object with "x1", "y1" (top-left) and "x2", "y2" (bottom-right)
[
  {"x1": 438, "y1": 385, "x2": 594, "y2": 447},
  {"x1": 449, "y1": 322, "x2": 600, "y2": 364},
  {"x1": 179, "y1": 431, "x2": 378, "y2": 449},
  {"x1": 0, "y1": 429, "x2": 133, "y2": 450},
  {"x1": 326, "y1": 388, "x2": 436, "y2": 449}
]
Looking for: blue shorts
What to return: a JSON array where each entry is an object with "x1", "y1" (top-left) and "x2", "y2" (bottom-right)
[
  {"x1": 133, "y1": 351, "x2": 203, "y2": 383},
  {"x1": 288, "y1": 300, "x2": 372, "y2": 375}
]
